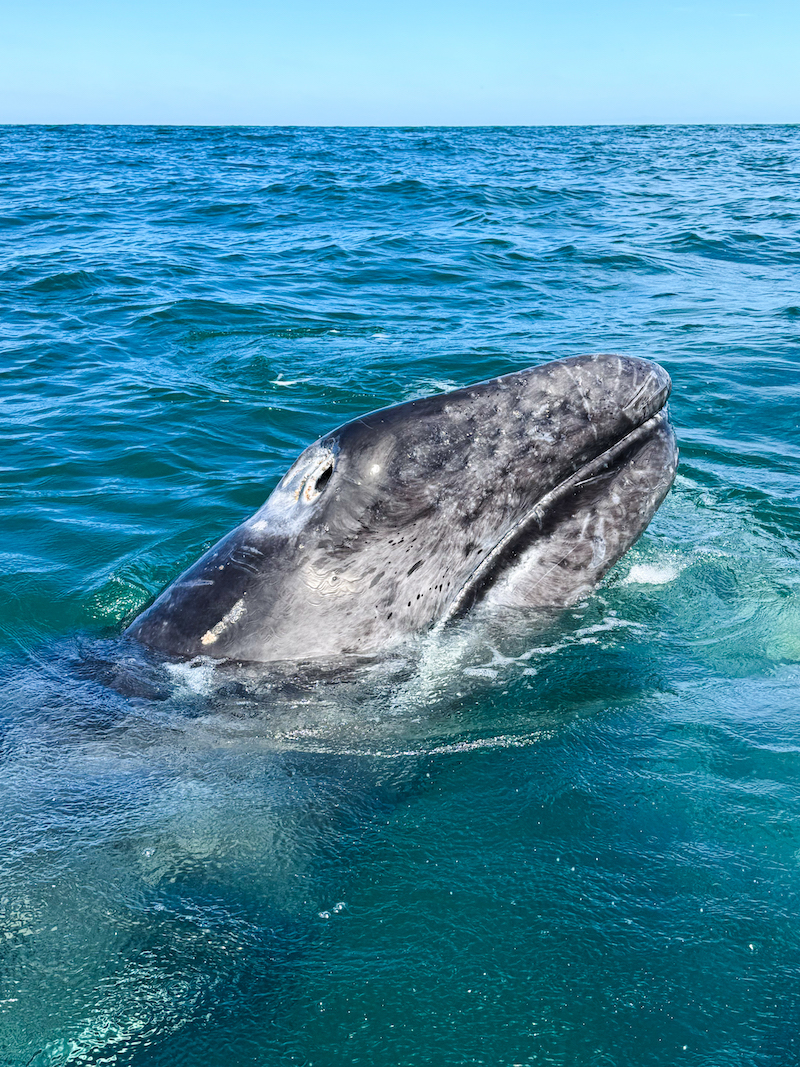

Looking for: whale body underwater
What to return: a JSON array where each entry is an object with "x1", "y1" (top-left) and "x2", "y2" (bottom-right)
[{"x1": 126, "y1": 353, "x2": 678, "y2": 664}]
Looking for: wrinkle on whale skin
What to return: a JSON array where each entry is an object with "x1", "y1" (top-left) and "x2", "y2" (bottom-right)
[{"x1": 126, "y1": 354, "x2": 678, "y2": 664}]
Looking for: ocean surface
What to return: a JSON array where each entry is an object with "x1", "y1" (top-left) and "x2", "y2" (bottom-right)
[{"x1": 2, "y1": 124, "x2": 800, "y2": 1066}]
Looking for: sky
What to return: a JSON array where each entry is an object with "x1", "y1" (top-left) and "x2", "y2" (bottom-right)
[{"x1": 1, "y1": 0, "x2": 798, "y2": 126}]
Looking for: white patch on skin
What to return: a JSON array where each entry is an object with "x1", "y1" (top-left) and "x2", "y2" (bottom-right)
[
  {"x1": 590, "y1": 536, "x2": 607, "y2": 568},
  {"x1": 301, "y1": 562, "x2": 362, "y2": 597},
  {"x1": 370, "y1": 463, "x2": 381, "y2": 476},
  {"x1": 201, "y1": 597, "x2": 247, "y2": 645}
]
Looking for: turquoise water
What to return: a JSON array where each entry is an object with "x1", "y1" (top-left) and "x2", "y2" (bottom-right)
[{"x1": 2, "y1": 124, "x2": 800, "y2": 1065}]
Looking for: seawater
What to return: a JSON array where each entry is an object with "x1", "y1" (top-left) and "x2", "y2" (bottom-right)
[{"x1": 2, "y1": 125, "x2": 800, "y2": 1066}]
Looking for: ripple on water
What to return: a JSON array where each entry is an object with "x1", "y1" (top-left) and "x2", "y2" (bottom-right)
[{"x1": 2, "y1": 124, "x2": 800, "y2": 1066}]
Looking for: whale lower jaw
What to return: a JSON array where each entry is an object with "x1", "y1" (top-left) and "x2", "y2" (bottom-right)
[{"x1": 442, "y1": 410, "x2": 678, "y2": 621}]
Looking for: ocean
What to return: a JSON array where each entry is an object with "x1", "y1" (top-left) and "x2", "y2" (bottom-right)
[{"x1": 2, "y1": 124, "x2": 800, "y2": 1065}]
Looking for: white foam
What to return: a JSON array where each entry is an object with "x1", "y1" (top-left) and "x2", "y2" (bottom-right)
[
  {"x1": 622, "y1": 562, "x2": 683, "y2": 586},
  {"x1": 164, "y1": 658, "x2": 217, "y2": 694},
  {"x1": 574, "y1": 617, "x2": 645, "y2": 637}
]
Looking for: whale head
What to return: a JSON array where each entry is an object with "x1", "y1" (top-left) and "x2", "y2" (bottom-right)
[{"x1": 125, "y1": 353, "x2": 677, "y2": 663}]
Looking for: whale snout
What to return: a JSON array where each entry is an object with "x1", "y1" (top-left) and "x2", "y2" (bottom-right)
[{"x1": 618, "y1": 356, "x2": 672, "y2": 426}]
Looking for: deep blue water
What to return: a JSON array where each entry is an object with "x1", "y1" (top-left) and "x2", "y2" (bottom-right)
[{"x1": 2, "y1": 124, "x2": 800, "y2": 1066}]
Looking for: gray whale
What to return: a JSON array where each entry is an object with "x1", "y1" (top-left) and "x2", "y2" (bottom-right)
[{"x1": 126, "y1": 353, "x2": 678, "y2": 663}]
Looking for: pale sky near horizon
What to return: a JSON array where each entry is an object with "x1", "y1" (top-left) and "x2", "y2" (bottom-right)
[{"x1": 1, "y1": 0, "x2": 798, "y2": 126}]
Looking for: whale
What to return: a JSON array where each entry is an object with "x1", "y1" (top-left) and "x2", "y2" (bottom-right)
[{"x1": 125, "y1": 353, "x2": 678, "y2": 664}]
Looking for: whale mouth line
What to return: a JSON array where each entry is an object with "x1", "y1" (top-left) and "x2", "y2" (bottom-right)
[{"x1": 441, "y1": 409, "x2": 672, "y2": 624}]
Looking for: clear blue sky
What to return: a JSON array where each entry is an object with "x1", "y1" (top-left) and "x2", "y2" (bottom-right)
[{"x1": 1, "y1": 0, "x2": 798, "y2": 125}]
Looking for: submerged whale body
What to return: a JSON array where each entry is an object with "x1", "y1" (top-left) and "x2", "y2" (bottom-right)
[{"x1": 126, "y1": 354, "x2": 678, "y2": 664}]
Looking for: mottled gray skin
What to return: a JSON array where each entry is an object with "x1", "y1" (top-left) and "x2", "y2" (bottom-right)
[{"x1": 126, "y1": 354, "x2": 678, "y2": 664}]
